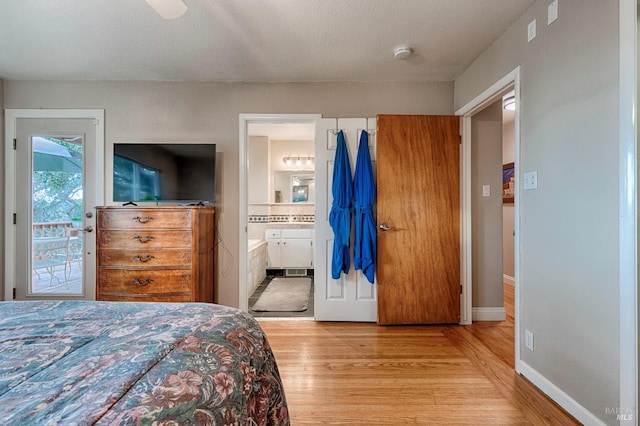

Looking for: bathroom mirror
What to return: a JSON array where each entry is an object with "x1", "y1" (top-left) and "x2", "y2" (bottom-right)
[{"x1": 274, "y1": 171, "x2": 315, "y2": 203}]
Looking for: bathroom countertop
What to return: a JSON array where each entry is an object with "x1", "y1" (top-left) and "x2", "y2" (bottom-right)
[{"x1": 263, "y1": 222, "x2": 315, "y2": 227}]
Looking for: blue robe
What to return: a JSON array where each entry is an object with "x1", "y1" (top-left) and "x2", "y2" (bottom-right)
[
  {"x1": 353, "y1": 131, "x2": 376, "y2": 283},
  {"x1": 328, "y1": 130, "x2": 353, "y2": 279}
]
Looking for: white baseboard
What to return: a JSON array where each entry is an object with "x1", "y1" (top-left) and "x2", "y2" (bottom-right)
[
  {"x1": 503, "y1": 274, "x2": 515, "y2": 285},
  {"x1": 472, "y1": 307, "x2": 506, "y2": 321},
  {"x1": 256, "y1": 316, "x2": 314, "y2": 322},
  {"x1": 516, "y1": 360, "x2": 606, "y2": 425}
]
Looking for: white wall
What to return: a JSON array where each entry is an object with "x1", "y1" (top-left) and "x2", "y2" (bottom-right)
[
  {"x1": 3, "y1": 80, "x2": 453, "y2": 307},
  {"x1": 248, "y1": 135, "x2": 269, "y2": 204},
  {"x1": 455, "y1": 0, "x2": 620, "y2": 422},
  {"x1": 270, "y1": 140, "x2": 314, "y2": 174}
]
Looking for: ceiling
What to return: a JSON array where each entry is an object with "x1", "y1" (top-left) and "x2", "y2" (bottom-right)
[{"x1": 0, "y1": 0, "x2": 535, "y2": 83}]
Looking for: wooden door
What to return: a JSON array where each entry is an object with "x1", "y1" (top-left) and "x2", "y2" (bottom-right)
[{"x1": 376, "y1": 115, "x2": 460, "y2": 325}]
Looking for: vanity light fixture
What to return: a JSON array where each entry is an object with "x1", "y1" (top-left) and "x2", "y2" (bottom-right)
[{"x1": 283, "y1": 155, "x2": 315, "y2": 166}]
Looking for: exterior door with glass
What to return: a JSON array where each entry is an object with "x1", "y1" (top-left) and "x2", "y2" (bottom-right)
[{"x1": 8, "y1": 112, "x2": 103, "y2": 300}]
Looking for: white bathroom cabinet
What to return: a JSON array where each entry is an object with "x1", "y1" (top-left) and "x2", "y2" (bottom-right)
[{"x1": 266, "y1": 229, "x2": 314, "y2": 269}]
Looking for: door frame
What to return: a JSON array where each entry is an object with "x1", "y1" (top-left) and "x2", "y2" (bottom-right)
[
  {"x1": 455, "y1": 68, "x2": 520, "y2": 341},
  {"x1": 4, "y1": 109, "x2": 105, "y2": 301},
  {"x1": 618, "y1": 0, "x2": 637, "y2": 416},
  {"x1": 238, "y1": 113, "x2": 321, "y2": 312}
]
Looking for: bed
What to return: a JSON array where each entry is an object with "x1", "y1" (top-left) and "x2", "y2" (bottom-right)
[{"x1": 0, "y1": 300, "x2": 289, "y2": 425}]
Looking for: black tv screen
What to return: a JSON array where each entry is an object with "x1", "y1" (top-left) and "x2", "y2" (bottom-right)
[{"x1": 113, "y1": 143, "x2": 216, "y2": 203}]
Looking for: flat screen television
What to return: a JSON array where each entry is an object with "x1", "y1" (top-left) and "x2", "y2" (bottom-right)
[{"x1": 113, "y1": 143, "x2": 216, "y2": 203}]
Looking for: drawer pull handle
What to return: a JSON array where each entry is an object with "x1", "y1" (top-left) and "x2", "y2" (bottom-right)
[
  {"x1": 132, "y1": 216, "x2": 153, "y2": 224},
  {"x1": 133, "y1": 235, "x2": 154, "y2": 243},
  {"x1": 133, "y1": 278, "x2": 154, "y2": 286},
  {"x1": 133, "y1": 255, "x2": 155, "y2": 263}
]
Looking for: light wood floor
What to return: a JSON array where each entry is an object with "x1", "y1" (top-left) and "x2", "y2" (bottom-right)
[{"x1": 259, "y1": 284, "x2": 579, "y2": 425}]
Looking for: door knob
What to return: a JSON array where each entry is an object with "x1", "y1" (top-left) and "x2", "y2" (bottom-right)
[
  {"x1": 82, "y1": 225, "x2": 94, "y2": 233},
  {"x1": 379, "y1": 223, "x2": 393, "y2": 231}
]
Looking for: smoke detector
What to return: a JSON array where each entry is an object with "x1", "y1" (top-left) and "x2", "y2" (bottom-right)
[{"x1": 393, "y1": 47, "x2": 412, "y2": 60}]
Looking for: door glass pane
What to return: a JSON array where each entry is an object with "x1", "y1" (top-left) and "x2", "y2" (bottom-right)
[{"x1": 31, "y1": 136, "x2": 83, "y2": 295}]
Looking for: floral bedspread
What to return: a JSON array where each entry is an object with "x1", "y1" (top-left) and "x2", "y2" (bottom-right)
[{"x1": 0, "y1": 301, "x2": 289, "y2": 425}]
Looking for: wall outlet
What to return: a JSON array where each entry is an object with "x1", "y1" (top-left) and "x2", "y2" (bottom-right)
[
  {"x1": 523, "y1": 170, "x2": 538, "y2": 190},
  {"x1": 527, "y1": 19, "x2": 537, "y2": 42},
  {"x1": 525, "y1": 329, "x2": 534, "y2": 351}
]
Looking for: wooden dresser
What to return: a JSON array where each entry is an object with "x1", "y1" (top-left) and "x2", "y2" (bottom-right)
[{"x1": 96, "y1": 206, "x2": 214, "y2": 302}]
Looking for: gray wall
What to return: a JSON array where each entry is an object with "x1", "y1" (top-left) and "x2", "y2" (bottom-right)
[
  {"x1": 455, "y1": 0, "x2": 619, "y2": 422},
  {"x1": 471, "y1": 100, "x2": 504, "y2": 308},
  {"x1": 502, "y1": 114, "x2": 515, "y2": 278},
  {"x1": 4, "y1": 80, "x2": 453, "y2": 307}
]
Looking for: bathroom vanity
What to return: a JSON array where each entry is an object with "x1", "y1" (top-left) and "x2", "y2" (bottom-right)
[{"x1": 265, "y1": 228, "x2": 314, "y2": 273}]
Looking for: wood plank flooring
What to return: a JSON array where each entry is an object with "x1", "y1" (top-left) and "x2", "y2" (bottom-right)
[{"x1": 259, "y1": 283, "x2": 579, "y2": 425}]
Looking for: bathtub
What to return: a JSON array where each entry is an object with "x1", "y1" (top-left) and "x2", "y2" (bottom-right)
[
  {"x1": 248, "y1": 239, "x2": 267, "y2": 297},
  {"x1": 248, "y1": 239, "x2": 266, "y2": 252}
]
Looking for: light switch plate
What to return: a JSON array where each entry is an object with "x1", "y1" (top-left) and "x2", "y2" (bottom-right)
[
  {"x1": 527, "y1": 19, "x2": 537, "y2": 42},
  {"x1": 482, "y1": 185, "x2": 490, "y2": 197},
  {"x1": 548, "y1": 0, "x2": 558, "y2": 25},
  {"x1": 525, "y1": 330, "x2": 534, "y2": 351},
  {"x1": 523, "y1": 171, "x2": 538, "y2": 190}
]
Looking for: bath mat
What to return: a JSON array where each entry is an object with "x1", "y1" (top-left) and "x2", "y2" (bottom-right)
[{"x1": 252, "y1": 278, "x2": 311, "y2": 312}]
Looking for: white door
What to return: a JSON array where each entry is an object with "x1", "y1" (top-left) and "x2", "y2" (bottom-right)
[
  {"x1": 266, "y1": 238, "x2": 282, "y2": 268},
  {"x1": 315, "y1": 118, "x2": 377, "y2": 321},
  {"x1": 8, "y1": 113, "x2": 103, "y2": 300}
]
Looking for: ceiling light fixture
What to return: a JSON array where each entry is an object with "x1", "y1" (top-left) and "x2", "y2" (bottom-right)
[
  {"x1": 503, "y1": 96, "x2": 516, "y2": 111},
  {"x1": 145, "y1": 0, "x2": 188, "y2": 20},
  {"x1": 393, "y1": 47, "x2": 412, "y2": 60}
]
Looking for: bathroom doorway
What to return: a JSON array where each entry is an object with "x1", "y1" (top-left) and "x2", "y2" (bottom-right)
[{"x1": 239, "y1": 114, "x2": 320, "y2": 318}]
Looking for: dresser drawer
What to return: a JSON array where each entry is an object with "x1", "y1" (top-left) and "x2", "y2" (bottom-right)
[
  {"x1": 98, "y1": 269, "x2": 192, "y2": 295},
  {"x1": 98, "y1": 209, "x2": 192, "y2": 230},
  {"x1": 98, "y1": 230, "x2": 192, "y2": 248},
  {"x1": 99, "y1": 249, "x2": 192, "y2": 268},
  {"x1": 98, "y1": 294, "x2": 193, "y2": 302}
]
